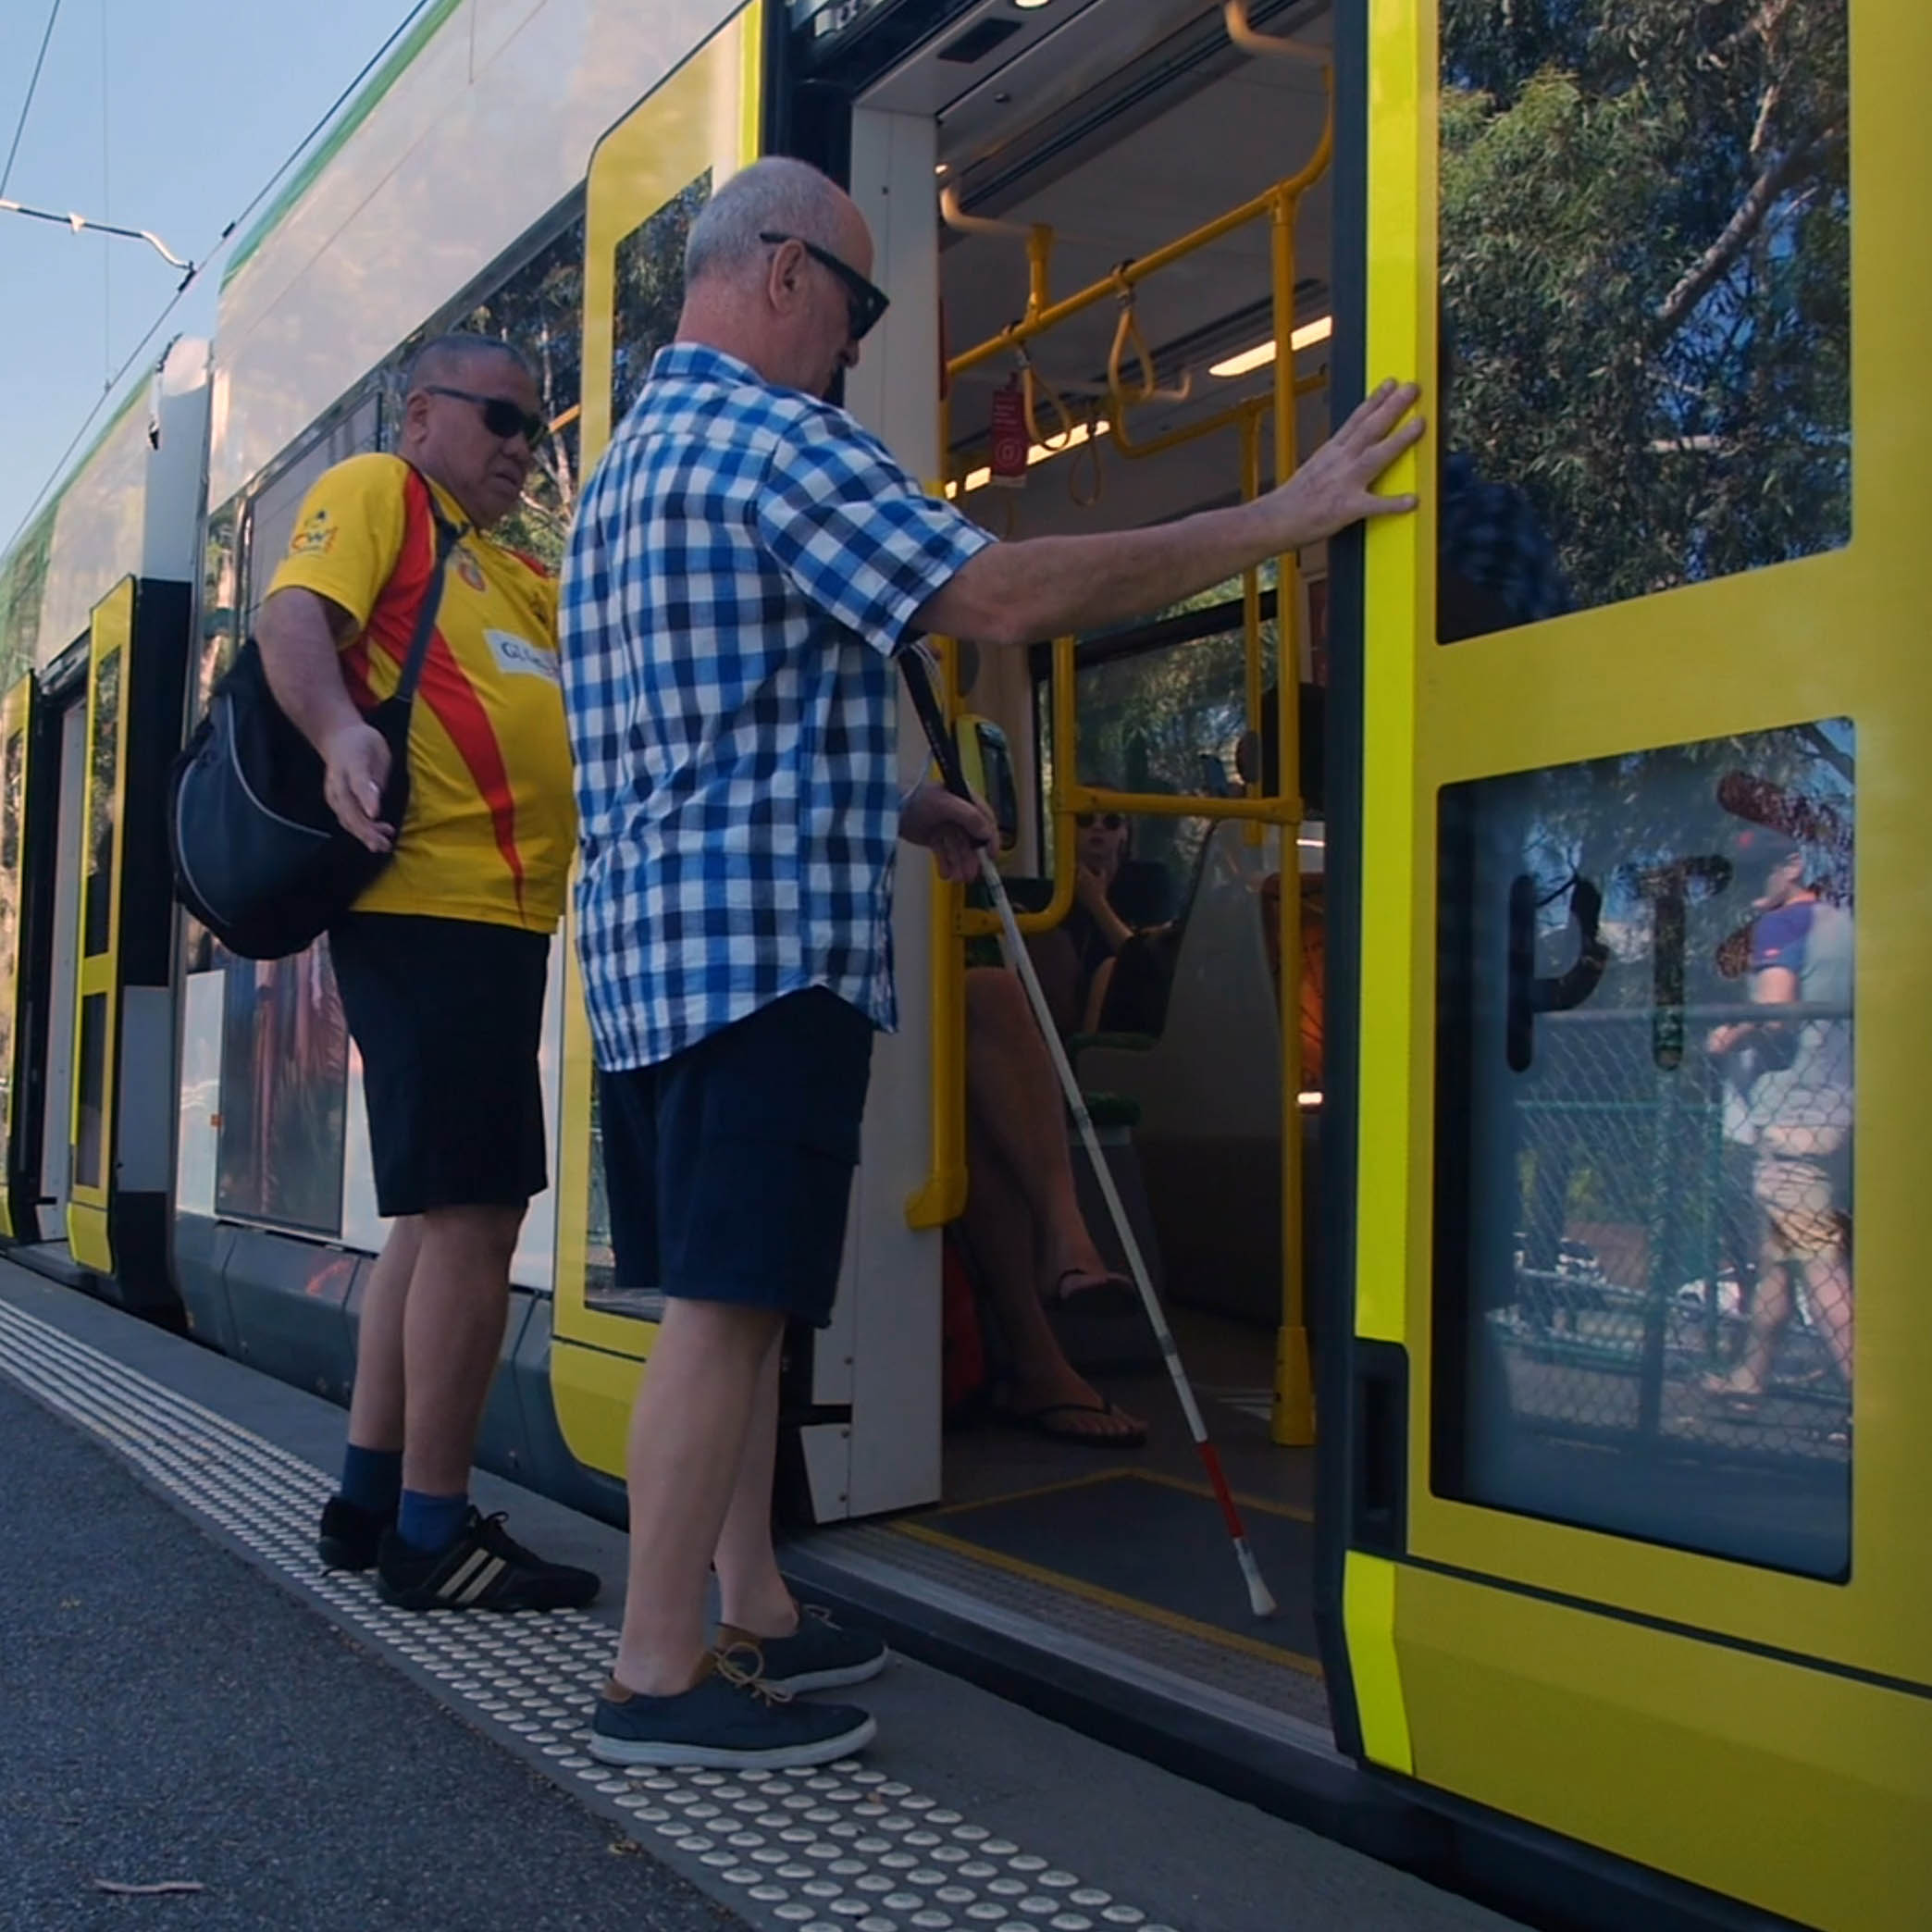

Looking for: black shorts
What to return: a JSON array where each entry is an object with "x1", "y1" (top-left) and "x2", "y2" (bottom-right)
[
  {"x1": 599, "y1": 988, "x2": 874, "y2": 1329},
  {"x1": 328, "y1": 912, "x2": 549, "y2": 1218}
]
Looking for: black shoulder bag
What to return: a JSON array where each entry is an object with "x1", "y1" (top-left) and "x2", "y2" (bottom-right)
[{"x1": 168, "y1": 483, "x2": 464, "y2": 961}]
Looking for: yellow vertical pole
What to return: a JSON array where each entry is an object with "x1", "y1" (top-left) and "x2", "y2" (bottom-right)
[
  {"x1": 908, "y1": 393, "x2": 970, "y2": 1230},
  {"x1": 1241, "y1": 408, "x2": 1265, "y2": 848},
  {"x1": 1270, "y1": 184, "x2": 1315, "y2": 1446}
]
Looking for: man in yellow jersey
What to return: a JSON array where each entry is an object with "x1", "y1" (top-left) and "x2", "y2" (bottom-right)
[{"x1": 258, "y1": 333, "x2": 599, "y2": 1613}]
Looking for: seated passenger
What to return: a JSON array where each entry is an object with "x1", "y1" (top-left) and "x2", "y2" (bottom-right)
[
  {"x1": 1027, "y1": 805, "x2": 1178, "y2": 1038},
  {"x1": 960, "y1": 965, "x2": 1147, "y2": 1447}
]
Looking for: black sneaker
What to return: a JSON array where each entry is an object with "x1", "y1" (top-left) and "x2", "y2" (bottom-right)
[
  {"x1": 375, "y1": 1507, "x2": 601, "y2": 1612},
  {"x1": 720, "y1": 1604, "x2": 889, "y2": 1693},
  {"x1": 588, "y1": 1646, "x2": 876, "y2": 1769},
  {"x1": 317, "y1": 1495, "x2": 393, "y2": 1572}
]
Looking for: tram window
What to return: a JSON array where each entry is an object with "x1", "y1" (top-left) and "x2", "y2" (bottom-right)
[
  {"x1": 0, "y1": 512, "x2": 53, "y2": 687},
  {"x1": 1434, "y1": 719, "x2": 1855, "y2": 1579},
  {"x1": 391, "y1": 212, "x2": 587, "y2": 570},
  {"x1": 241, "y1": 394, "x2": 380, "y2": 636},
  {"x1": 82, "y1": 647, "x2": 120, "y2": 960},
  {"x1": 213, "y1": 942, "x2": 350, "y2": 1238},
  {"x1": 611, "y1": 172, "x2": 711, "y2": 428},
  {"x1": 1437, "y1": 0, "x2": 1850, "y2": 635},
  {"x1": 74, "y1": 992, "x2": 107, "y2": 1192},
  {"x1": 0, "y1": 729, "x2": 22, "y2": 1120},
  {"x1": 1046, "y1": 597, "x2": 1274, "y2": 904}
]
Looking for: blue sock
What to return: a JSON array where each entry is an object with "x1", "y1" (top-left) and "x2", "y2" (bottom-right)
[
  {"x1": 340, "y1": 1444, "x2": 402, "y2": 1518},
  {"x1": 398, "y1": 1489, "x2": 469, "y2": 1554}
]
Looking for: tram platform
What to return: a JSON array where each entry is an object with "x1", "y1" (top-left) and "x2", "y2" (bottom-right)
[{"x1": 0, "y1": 1263, "x2": 1524, "y2": 1932}]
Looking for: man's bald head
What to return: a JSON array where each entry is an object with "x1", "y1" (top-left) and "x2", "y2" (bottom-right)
[
  {"x1": 676, "y1": 159, "x2": 876, "y2": 400},
  {"x1": 403, "y1": 332, "x2": 533, "y2": 401},
  {"x1": 684, "y1": 158, "x2": 857, "y2": 289}
]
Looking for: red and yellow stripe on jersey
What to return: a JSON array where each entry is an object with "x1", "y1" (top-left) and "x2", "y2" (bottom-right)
[{"x1": 268, "y1": 453, "x2": 573, "y2": 933}]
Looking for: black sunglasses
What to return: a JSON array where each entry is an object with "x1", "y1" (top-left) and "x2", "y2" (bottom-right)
[
  {"x1": 760, "y1": 230, "x2": 890, "y2": 343},
  {"x1": 1076, "y1": 812, "x2": 1125, "y2": 831},
  {"x1": 423, "y1": 385, "x2": 547, "y2": 444}
]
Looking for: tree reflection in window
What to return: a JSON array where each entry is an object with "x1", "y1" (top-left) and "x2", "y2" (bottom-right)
[
  {"x1": 1439, "y1": 0, "x2": 1851, "y2": 629},
  {"x1": 387, "y1": 214, "x2": 588, "y2": 572},
  {"x1": 612, "y1": 173, "x2": 712, "y2": 427}
]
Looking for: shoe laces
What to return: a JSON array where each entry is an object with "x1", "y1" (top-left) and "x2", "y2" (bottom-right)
[
  {"x1": 473, "y1": 1511, "x2": 539, "y2": 1565},
  {"x1": 713, "y1": 1639, "x2": 793, "y2": 1708}
]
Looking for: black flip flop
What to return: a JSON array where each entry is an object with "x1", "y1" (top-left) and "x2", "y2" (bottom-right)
[
  {"x1": 1048, "y1": 1269, "x2": 1141, "y2": 1319},
  {"x1": 1003, "y1": 1399, "x2": 1148, "y2": 1449}
]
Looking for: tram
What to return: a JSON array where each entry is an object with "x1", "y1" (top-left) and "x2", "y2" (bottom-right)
[{"x1": 0, "y1": 3, "x2": 1921, "y2": 1928}]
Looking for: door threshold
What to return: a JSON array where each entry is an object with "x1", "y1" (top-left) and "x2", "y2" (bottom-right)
[
  {"x1": 780, "y1": 1519, "x2": 1426, "y2": 1864},
  {"x1": 4, "y1": 1240, "x2": 91, "y2": 1291}
]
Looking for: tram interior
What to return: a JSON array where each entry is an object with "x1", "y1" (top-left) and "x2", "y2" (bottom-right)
[{"x1": 840, "y1": 0, "x2": 1343, "y2": 1720}]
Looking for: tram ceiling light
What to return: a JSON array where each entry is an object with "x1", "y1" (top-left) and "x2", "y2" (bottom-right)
[
  {"x1": 1208, "y1": 314, "x2": 1332, "y2": 378},
  {"x1": 946, "y1": 417, "x2": 1110, "y2": 498},
  {"x1": 1013, "y1": 0, "x2": 1056, "y2": 9}
]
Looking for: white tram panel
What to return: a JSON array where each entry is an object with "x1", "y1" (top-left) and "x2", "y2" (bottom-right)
[{"x1": 209, "y1": 0, "x2": 755, "y2": 512}]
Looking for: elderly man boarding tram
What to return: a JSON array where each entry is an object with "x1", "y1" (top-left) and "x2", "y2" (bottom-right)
[
  {"x1": 559, "y1": 156, "x2": 1421, "y2": 1770},
  {"x1": 259, "y1": 334, "x2": 600, "y2": 1615}
]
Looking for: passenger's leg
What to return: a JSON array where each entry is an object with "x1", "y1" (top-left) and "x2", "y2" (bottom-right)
[
  {"x1": 321, "y1": 1217, "x2": 423, "y2": 1560},
  {"x1": 397, "y1": 1201, "x2": 523, "y2": 1504},
  {"x1": 964, "y1": 967, "x2": 1120, "y2": 1301},
  {"x1": 963, "y1": 1113, "x2": 1145, "y2": 1444},
  {"x1": 613, "y1": 1299, "x2": 785, "y2": 1695},
  {"x1": 712, "y1": 1328, "x2": 791, "y2": 1635},
  {"x1": 343, "y1": 1216, "x2": 423, "y2": 1459}
]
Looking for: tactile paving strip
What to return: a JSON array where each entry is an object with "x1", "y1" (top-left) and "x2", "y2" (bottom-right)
[{"x1": 0, "y1": 1297, "x2": 1174, "y2": 1932}]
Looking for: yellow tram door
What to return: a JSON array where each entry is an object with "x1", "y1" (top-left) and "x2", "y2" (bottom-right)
[
  {"x1": 63, "y1": 579, "x2": 186, "y2": 1308},
  {"x1": 1335, "y1": 0, "x2": 1931, "y2": 1926},
  {"x1": 549, "y1": 1, "x2": 771, "y2": 1477},
  {"x1": 0, "y1": 674, "x2": 48, "y2": 1242}
]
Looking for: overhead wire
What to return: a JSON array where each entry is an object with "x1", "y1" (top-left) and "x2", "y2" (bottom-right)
[
  {"x1": 3, "y1": 0, "x2": 440, "y2": 556},
  {"x1": 1, "y1": 0, "x2": 67, "y2": 199},
  {"x1": 99, "y1": 0, "x2": 110, "y2": 392}
]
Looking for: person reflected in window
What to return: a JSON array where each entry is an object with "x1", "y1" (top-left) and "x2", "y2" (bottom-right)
[{"x1": 1703, "y1": 826, "x2": 1853, "y2": 1414}]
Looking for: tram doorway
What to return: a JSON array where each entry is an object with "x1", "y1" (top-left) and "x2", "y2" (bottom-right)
[{"x1": 814, "y1": 0, "x2": 1343, "y2": 1730}]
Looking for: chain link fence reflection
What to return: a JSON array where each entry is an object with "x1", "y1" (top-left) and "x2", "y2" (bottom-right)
[{"x1": 1492, "y1": 1002, "x2": 1852, "y2": 1468}]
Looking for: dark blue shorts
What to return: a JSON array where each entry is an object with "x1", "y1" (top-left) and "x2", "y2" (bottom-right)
[
  {"x1": 329, "y1": 912, "x2": 549, "y2": 1218},
  {"x1": 598, "y1": 988, "x2": 875, "y2": 1329}
]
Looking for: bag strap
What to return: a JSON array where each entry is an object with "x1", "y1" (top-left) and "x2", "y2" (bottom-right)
[{"x1": 390, "y1": 470, "x2": 466, "y2": 710}]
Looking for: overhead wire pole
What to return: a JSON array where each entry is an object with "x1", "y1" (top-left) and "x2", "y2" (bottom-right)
[
  {"x1": 0, "y1": 0, "x2": 66, "y2": 199},
  {"x1": 1, "y1": 0, "x2": 440, "y2": 557}
]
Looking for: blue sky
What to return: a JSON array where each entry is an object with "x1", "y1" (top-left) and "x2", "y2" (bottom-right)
[{"x1": 0, "y1": 0, "x2": 417, "y2": 551}]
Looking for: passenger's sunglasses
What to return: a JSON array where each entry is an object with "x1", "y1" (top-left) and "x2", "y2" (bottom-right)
[
  {"x1": 1076, "y1": 812, "x2": 1125, "y2": 830},
  {"x1": 760, "y1": 231, "x2": 891, "y2": 343},
  {"x1": 423, "y1": 385, "x2": 547, "y2": 444}
]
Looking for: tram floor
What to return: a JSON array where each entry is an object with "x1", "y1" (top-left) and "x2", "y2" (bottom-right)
[{"x1": 850, "y1": 1304, "x2": 1333, "y2": 1731}]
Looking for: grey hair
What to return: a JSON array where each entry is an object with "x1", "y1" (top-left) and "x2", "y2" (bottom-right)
[
  {"x1": 403, "y1": 332, "x2": 533, "y2": 397},
  {"x1": 684, "y1": 157, "x2": 848, "y2": 286}
]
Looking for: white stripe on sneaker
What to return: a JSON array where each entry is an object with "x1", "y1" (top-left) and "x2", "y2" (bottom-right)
[
  {"x1": 438, "y1": 1548, "x2": 499, "y2": 1604},
  {"x1": 454, "y1": 1556, "x2": 507, "y2": 1605}
]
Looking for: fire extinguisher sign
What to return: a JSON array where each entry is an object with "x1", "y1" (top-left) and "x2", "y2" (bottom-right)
[{"x1": 989, "y1": 378, "x2": 1027, "y2": 489}]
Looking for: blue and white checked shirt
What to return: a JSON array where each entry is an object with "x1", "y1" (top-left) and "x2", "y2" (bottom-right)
[{"x1": 558, "y1": 344, "x2": 996, "y2": 1071}]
